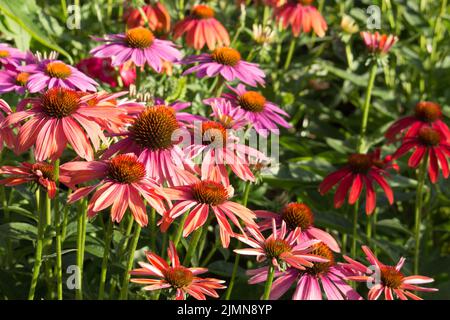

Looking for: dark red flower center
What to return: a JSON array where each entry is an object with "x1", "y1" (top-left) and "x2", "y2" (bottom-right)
[
  {"x1": 0, "y1": 50, "x2": 10, "y2": 58},
  {"x1": 415, "y1": 101, "x2": 442, "y2": 122},
  {"x1": 163, "y1": 267, "x2": 194, "y2": 288},
  {"x1": 191, "y1": 5, "x2": 215, "y2": 19},
  {"x1": 32, "y1": 163, "x2": 55, "y2": 181},
  {"x1": 125, "y1": 27, "x2": 155, "y2": 49},
  {"x1": 380, "y1": 266, "x2": 403, "y2": 289},
  {"x1": 191, "y1": 180, "x2": 228, "y2": 206},
  {"x1": 15, "y1": 72, "x2": 30, "y2": 86},
  {"x1": 281, "y1": 202, "x2": 314, "y2": 230},
  {"x1": 211, "y1": 47, "x2": 241, "y2": 67},
  {"x1": 46, "y1": 61, "x2": 72, "y2": 79},
  {"x1": 107, "y1": 154, "x2": 146, "y2": 183},
  {"x1": 418, "y1": 127, "x2": 441, "y2": 146},
  {"x1": 238, "y1": 91, "x2": 266, "y2": 113},
  {"x1": 130, "y1": 105, "x2": 180, "y2": 150},
  {"x1": 264, "y1": 238, "x2": 292, "y2": 259},
  {"x1": 305, "y1": 243, "x2": 334, "y2": 275},
  {"x1": 41, "y1": 88, "x2": 80, "y2": 118},
  {"x1": 201, "y1": 121, "x2": 227, "y2": 145},
  {"x1": 348, "y1": 153, "x2": 373, "y2": 173}
]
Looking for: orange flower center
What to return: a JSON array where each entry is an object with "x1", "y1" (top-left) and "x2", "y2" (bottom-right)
[
  {"x1": 32, "y1": 163, "x2": 55, "y2": 181},
  {"x1": 191, "y1": 180, "x2": 228, "y2": 206},
  {"x1": 264, "y1": 239, "x2": 292, "y2": 260},
  {"x1": 163, "y1": 267, "x2": 194, "y2": 288},
  {"x1": 0, "y1": 50, "x2": 10, "y2": 58},
  {"x1": 108, "y1": 154, "x2": 146, "y2": 183},
  {"x1": 380, "y1": 266, "x2": 403, "y2": 289},
  {"x1": 281, "y1": 202, "x2": 314, "y2": 230},
  {"x1": 418, "y1": 127, "x2": 441, "y2": 146},
  {"x1": 125, "y1": 27, "x2": 155, "y2": 49},
  {"x1": 130, "y1": 105, "x2": 180, "y2": 150},
  {"x1": 45, "y1": 62, "x2": 72, "y2": 79},
  {"x1": 295, "y1": 0, "x2": 314, "y2": 4},
  {"x1": 41, "y1": 88, "x2": 80, "y2": 118},
  {"x1": 211, "y1": 47, "x2": 241, "y2": 67},
  {"x1": 238, "y1": 91, "x2": 266, "y2": 113},
  {"x1": 305, "y1": 243, "x2": 334, "y2": 275},
  {"x1": 348, "y1": 153, "x2": 373, "y2": 174},
  {"x1": 415, "y1": 101, "x2": 442, "y2": 122},
  {"x1": 16, "y1": 72, "x2": 30, "y2": 86},
  {"x1": 191, "y1": 5, "x2": 215, "y2": 19},
  {"x1": 201, "y1": 121, "x2": 227, "y2": 145}
]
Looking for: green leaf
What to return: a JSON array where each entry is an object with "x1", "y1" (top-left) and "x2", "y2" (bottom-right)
[
  {"x1": 0, "y1": 222, "x2": 37, "y2": 241},
  {"x1": 207, "y1": 261, "x2": 247, "y2": 279},
  {"x1": 0, "y1": 0, "x2": 72, "y2": 62}
]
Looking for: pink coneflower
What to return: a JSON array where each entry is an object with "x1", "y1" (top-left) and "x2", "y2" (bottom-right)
[
  {"x1": 182, "y1": 47, "x2": 265, "y2": 87},
  {"x1": 361, "y1": 31, "x2": 398, "y2": 55},
  {"x1": 247, "y1": 243, "x2": 362, "y2": 300},
  {"x1": 173, "y1": 4, "x2": 230, "y2": 51},
  {"x1": 0, "y1": 43, "x2": 26, "y2": 67},
  {"x1": 76, "y1": 57, "x2": 119, "y2": 88},
  {"x1": 343, "y1": 246, "x2": 438, "y2": 300},
  {"x1": 124, "y1": 2, "x2": 171, "y2": 35},
  {"x1": 255, "y1": 202, "x2": 341, "y2": 252},
  {"x1": 234, "y1": 220, "x2": 328, "y2": 271},
  {"x1": 63, "y1": 154, "x2": 170, "y2": 226},
  {"x1": 0, "y1": 99, "x2": 16, "y2": 152},
  {"x1": 386, "y1": 101, "x2": 450, "y2": 142},
  {"x1": 211, "y1": 84, "x2": 291, "y2": 137},
  {"x1": 90, "y1": 27, "x2": 182, "y2": 71},
  {"x1": 119, "y1": 60, "x2": 137, "y2": 86},
  {"x1": 392, "y1": 127, "x2": 450, "y2": 183},
  {"x1": 159, "y1": 176, "x2": 257, "y2": 248},
  {"x1": 130, "y1": 241, "x2": 226, "y2": 300},
  {"x1": 0, "y1": 65, "x2": 30, "y2": 94},
  {"x1": 101, "y1": 105, "x2": 198, "y2": 187},
  {"x1": 319, "y1": 152, "x2": 394, "y2": 215},
  {"x1": 207, "y1": 98, "x2": 247, "y2": 130},
  {"x1": 19, "y1": 59, "x2": 98, "y2": 93},
  {"x1": 185, "y1": 120, "x2": 268, "y2": 185},
  {"x1": 274, "y1": 0, "x2": 328, "y2": 37},
  {"x1": 0, "y1": 162, "x2": 57, "y2": 198},
  {"x1": 2, "y1": 87, "x2": 124, "y2": 161}
]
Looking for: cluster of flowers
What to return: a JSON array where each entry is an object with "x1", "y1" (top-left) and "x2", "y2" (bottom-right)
[{"x1": 0, "y1": 1, "x2": 445, "y2": 300}]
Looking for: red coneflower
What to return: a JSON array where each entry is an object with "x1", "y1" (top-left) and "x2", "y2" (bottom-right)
[
  {"x1": 0, "y1": 99, "x2": 16, "y2": 153},
  {"x1": 360, "y1": 31, "x2": 398, "y2": 55},
  {"x1": 385, "y1": 101, "x2": 450, "y2": 142},
  {"x1": 62, "y1": 153, "x2": 171, "y2": 226},
  {"x1": 343, "y1": 246, "x2": 438, "y2": 300},
  {"x1": 255, "y1": 202, "x2": 341, "y2": 253},
  {"x1": 274, "y1": 0, "x2": 328, "y2": 38},
  {"x1": 173, "y1": 4, "x2": 230, "y2": 50},
  {"x1": 319, "y1": 152, "x2": 395, "y2": 215},
  {"x1": 0, "y1": 162, "x2": 57, "y2": 198},
  {"x1": 2, "y1": 88, "x2": 124, "y2": 161},
  {"x1": 130, "y1": 241, "x2": 226, "y2": 300},
  {"x1": 392, "y1": 127, "x2": 450, "y2": 183},
  {"x1": 159, "y1": 176, "x2": 256, "y2": 248},
  {"x1": 124, "y1": 2, "x2": 171, "y2": 35},
  {"x1": 235, "y1": 219, "x2": 328, "y2": 271}
]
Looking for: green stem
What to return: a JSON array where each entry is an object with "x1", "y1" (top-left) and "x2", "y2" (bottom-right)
[
  {"x1": 119, "y1": 222, "x2": 141, "y2": 300},
  {"x1": 150, "y1": 208, "x2": 156, "y2": 252},
  {"x1": 262, "y1": 265, "x2": 275, "y2": 300},
  {"x1": 357, "y1": 62, "x2": 378, "y2": 153},
  {"x1": 1, "y1": 185, "x2": 12, "y2": 267},
  {"x1": 60, "y1": 0, "x2": 68, "y2": 19},
  {"x1": 75, "y1": 199, "x2": 87, "y2": 300},
  {"x1": 414, "y1": 155, "x2": 428, "y2": 275},
  {"x1": 53, "y1": 159, "x2": 62, "y2": 300},
  {"x1": 223, "y1": 181, "x2": 252, "y2": 300},
  {"x1": 28, "y1": 190, "x2": 48, "y2": 300},
  {"x1": 351, "y1": 201, "x2": 359, "y2": 258},
  {"x1": 173, "y1": 211, "x2": 189, "y2": 249},
  {"x1": 182, "y1": 227, "x2": 203, "y2": 265},
  {"x1": 345, "y1": 42, "x2": 354, "y2": 70},
  {"x1": 99, "y1": 217, "x2": 114, "y2": 300},
  {"x1": 283, "y1": 39, "x2": 296, "y2": 70}
]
